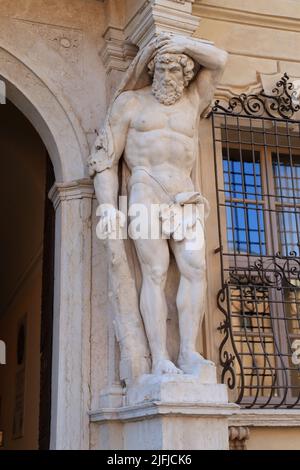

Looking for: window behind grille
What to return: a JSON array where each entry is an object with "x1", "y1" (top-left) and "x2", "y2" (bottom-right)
[{"x1": 212, "y1": 109, "x2": 300, "y2": 408}]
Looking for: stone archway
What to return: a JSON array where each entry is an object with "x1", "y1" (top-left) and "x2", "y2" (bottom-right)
[
  {"x1": 0, "y1": 46, "x2": 87, "y2": 182},
  {"x1": 0, "y1": 47, "x2": 94, "y2": 449}
]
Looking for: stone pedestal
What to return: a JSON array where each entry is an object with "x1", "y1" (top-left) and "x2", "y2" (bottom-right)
[{"x1": 90, "y1": 368, "x2": 238, "y2": 450}]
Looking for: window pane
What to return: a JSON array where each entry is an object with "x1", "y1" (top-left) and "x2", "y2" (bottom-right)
[
  {"x1": 273, "y1": 154, "x2": 300, "y2": 203},
  {"x1": 223, "y1": 149, "x2": 266, "y2": 255},
  {"x1": 223, "y1": 149, "x2": 262, "y2": 199},
  {"x1": 273, "y1": 153, "x2": 300, "y2": 256}
]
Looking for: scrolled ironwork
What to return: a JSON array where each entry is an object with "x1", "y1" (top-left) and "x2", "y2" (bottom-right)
[
  {"x1": 212, "y1": 73, "x2": 300, "y2": 119},
  {"x1": 217, "y1": 287, "x2": 240, "y2": 394},
  {"x1": 227, "y1": 253, "x2": 300, "y2": 290}
]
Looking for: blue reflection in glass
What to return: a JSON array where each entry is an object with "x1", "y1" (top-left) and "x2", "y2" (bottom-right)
[
  {"x1": 273, "y1": 153, "x2": 300, "y2": 256},
  {"x1": 223, "y1": 149, "x2": 265, "y2": 255}
]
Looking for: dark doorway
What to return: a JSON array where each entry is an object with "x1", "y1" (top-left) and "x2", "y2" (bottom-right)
[
  {"x1": 39, "y1": 158, "x2": 55, "y2": 450},
  {"x1": 0, "y1": 100, "x2": 55, "y2": 449}
]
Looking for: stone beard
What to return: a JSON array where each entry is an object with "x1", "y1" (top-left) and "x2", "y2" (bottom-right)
[{"x1": 148, "y1": 53, "x2": 195, "y2": 105}]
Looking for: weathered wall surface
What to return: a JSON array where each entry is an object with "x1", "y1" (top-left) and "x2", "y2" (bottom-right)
[
  {"x1": 247, "y1": 427, "x2": 300, "y2": 450},
  {"x1": 194, "y1": 0, "x2": 300, "y2": 92},
  {"x1": 0, "y1": 0, "x2": 107, "y2": 172},
  {"x1": 194, "y1": 0, "x2": 300, "y2": 94}
]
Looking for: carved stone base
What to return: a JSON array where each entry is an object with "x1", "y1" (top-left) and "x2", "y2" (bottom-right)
[
  {"x1": 125, "y1": 369, "x2": 224, "y2": 405},
  {"x1": 90, "y1": 374, "x2": 238, "y2": 450}
]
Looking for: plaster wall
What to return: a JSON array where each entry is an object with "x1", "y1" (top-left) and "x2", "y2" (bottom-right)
[{"x1": 247, "y1": 427, "x2": 300, "y2": 450}]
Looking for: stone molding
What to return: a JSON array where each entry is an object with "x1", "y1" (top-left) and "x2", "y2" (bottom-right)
[
  {"x1": 49, "y1": 178, "x2": 94, "y2": 210},
  {"x1": 229, "y1": 409, "x2": 300, "y2": 428},
  {"x1": 193, "y1": 2, "x2": 300, "y2": 33},
  {"x1": 125, "y1": 0, "x2": 200, "y2": 49},
  {"x1": 101, "y1": 26, "x2": 138, "y2": 74},
  {"x1": 90, "y1": 401, "x2": 238, "y2": 423}
]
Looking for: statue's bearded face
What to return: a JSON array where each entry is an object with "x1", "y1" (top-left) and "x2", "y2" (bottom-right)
[
  {"x1": 152, "y1": 60, "x2": 185, "y2": 106},
  {"x1": 148, "y1": 53, "x2": 195, "y2": 106}
]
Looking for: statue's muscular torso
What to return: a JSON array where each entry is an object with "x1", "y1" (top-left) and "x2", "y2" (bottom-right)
[{"x1": 123, "y1": 86, "x2": 200, "y2": 197}]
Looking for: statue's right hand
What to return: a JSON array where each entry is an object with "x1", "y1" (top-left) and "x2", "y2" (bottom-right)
[
  {"x1": 96, "y1": 205, "x2": 126, "y2": 239},
  {"x1": 145, "y1": 33, "x2": 173, "y2": 61}
]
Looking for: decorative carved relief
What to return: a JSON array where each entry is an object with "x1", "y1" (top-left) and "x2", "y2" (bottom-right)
[
  {"x1": 229, "y1": 426, "x2": 250, "y2": 450},
  {"x1": 12, "y1": 18, "x2": 83, "y2": 73}
]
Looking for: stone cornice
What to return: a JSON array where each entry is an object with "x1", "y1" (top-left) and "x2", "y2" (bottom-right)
[
  {"x1": 229, "y1": 409, "x2": 300, "y2": 427},
  {"x1": 193, "y1": 2, "x2": 300, "y2": 33},
  {"x1": 49, "y1": 178, "x2": 94, "y2": 210},
  {"x1": 101, "y1": 26, "x2": 138, "y2": 74},
  {"x1": 90, "y1": 401, "x2": 238, "y2": 423},
  {"x1": 125, "y1": 0, "x2": 200, "y2": 48}
]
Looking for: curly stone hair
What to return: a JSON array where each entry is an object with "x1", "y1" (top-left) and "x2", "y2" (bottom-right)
[{"x1": 148, "y1": 53, "x2": 195, "y2": 87}]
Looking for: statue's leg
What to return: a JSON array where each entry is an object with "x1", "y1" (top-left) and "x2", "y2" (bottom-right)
[
  {"x1": 134, "y1": 237, "x2": 182, "y2": 375},
  {"x1": 169, "y1": 235, "x2": 213, "y2": 374},
  {"x1": 129, "y1": 181, "x2": 182, "y2": 375}
]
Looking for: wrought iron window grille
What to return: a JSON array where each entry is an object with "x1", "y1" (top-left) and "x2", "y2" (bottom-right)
[{"x1": 211, "y1": 74, "x2": 300, "y2": 408}]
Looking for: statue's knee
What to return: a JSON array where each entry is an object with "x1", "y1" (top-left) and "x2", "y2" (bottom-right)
[
  {"x1": 191, "y1": 265, "x2": 206, "y2": 282},
  {"x1": 189, "y1": 253, "x2": 206, "y2": 273},
  {"x1": 184, "y1": 258, "x2": 206, "y2": 281},
  {"x1": 149, "y1": 265, "x2": 168, "y2": 285}
]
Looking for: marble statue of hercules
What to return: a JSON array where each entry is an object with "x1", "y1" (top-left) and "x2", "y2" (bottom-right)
[{"x1": 90, "y1": 34, "x2": 228, "y2": 376}]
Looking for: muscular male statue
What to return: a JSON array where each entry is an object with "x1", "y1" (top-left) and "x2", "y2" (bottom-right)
[{"x1": 89, "y1": 34, "x2": 227, "y2": 377}]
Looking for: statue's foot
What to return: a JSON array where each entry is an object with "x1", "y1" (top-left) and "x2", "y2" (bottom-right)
[
  {"x1": 178, "y1": 351, "x2": 215, "y2": 375},
  {"x1": 153, "y1": 359, "x2": 183, "y2": 375}
]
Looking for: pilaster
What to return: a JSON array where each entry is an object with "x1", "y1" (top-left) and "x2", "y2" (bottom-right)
[{"x1": 49, "y1": 179, "x2": 94, "y2": 450}]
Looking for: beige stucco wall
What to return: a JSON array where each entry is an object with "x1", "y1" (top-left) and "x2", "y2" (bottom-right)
[
  {"x1": 193, "y1": 0, "x2": 300, "y2": 92},
  {"x1": 247, "y1": 427, "x2": 300, "y2": 450}
]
